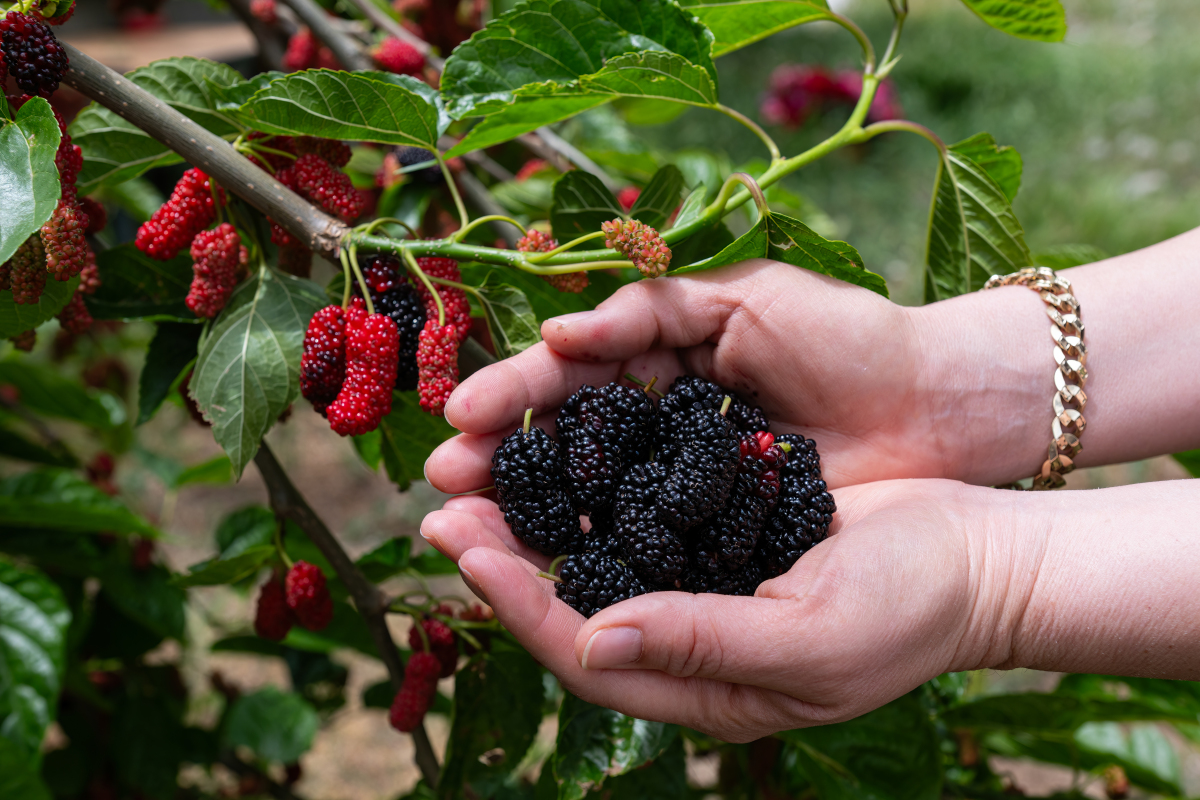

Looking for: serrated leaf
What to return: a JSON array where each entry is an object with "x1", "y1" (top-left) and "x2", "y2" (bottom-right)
[
  {"x1": 669, "y1": 185, "x2": 708, "y2": 231},
  {"x1": 236, "y1": 71, "x2": 449, "y2": 150},
  {"x1": 87, "y1": 244, "x2": 196, "y2": 322},
  {"x1": 376, "y1": 392, "x2": 459, "y2": 490},
  {"x1": 476, "y1": 281, "x2": 540, "y2": 361},
  {"x1": 0, "y1": 469, "x2": 156, "y2": 536},
  {"x1": 223, "y1": 688, "x2": 318, "y2": 763},
  {"x1": 460, "y1": 264, "x2": 629, "y2": 325},
  {"x1": 441, "y1": 641, "x2": 545, "y2": 798},
  {"x1": 629, "y1": 165, "x2": 684, "y2": 229},
  {"x1": 582, "y1": 51, "x2": 718, "y2": 105},
  {"x1": 552, "y1": 693, "x2": 678, "y2": 800},
  {"x1": 72, "y1": 58, "x2": 247, "y2": 192},
  {"x1": 959, "y1": 0, "x2": 1067, "y2": 42},
  {"x1": 924, "y1": 135, "x2": 1032, "y2": 302},
  {"x1": 0, "y1": 98, "x2": 61, "y2": 266},
  {"x1": 215, "y1": 506, "x2": 276, "y2": 558},
  {"x1": 411, "y1": 548, "x2": 457, "y2": 575},
  {"x1": 191, "y1": 268, "x2": 326, "y2": 478},
  {"x1": 1033, "y1": 243, "x2": 1107, "y2": 270},
  {"x1": 0, "y1": 561, "x2": 69, "y2": 760},
  {"x1": 951, "y1": 132, "x2": 1023, "y2": 202},
  {"x1": 0, "y1": 360, "x2": 123, "y2": 429},
  {"x1": 550, "y1": 172, "x2": 623, "y2": 241},
  {"x1": 446, "y1": 91, "x2": 611, "y2": 158},
  {"x1": 679, "y1": 0, "x2": 831, "y2": 56},
  {"x1": 176, "y1": 545, "x2": 275, "y2": 588},
  {"x1": 137, "y1": 323, "x2": 202, "y2": 425},
  {"x1": 0, "y1": 275, "x2": 77, "y2": 340},
  {"x1": 441, "y1": 0, "x2": 716, "y2": 119}
]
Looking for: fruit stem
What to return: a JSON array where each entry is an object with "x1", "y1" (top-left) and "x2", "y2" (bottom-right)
[
  {"x1": 412, "y1": 614, "x2": 431, "y2": 652},
  {"x1": 435, "y1": 152, "x2": 470, "y2": 231},
  {"x1": 347, "y1": 243, "x2": 376, "y2": 315},
  {"x1": 359, "y1": 216, "x2": 419, "y2": 240},
  {"x1": 536, "y1": 571, "x2": 564, "y2": 584},
  {"x1": 274, "y1": 517, "x2": 294, "y2": 569},
  {"x1": 452, "y1": 214, "x2": 526, "y2": 243},
  {"x1": 454, "y1": 485, "x2": 495, "y2": 496},
  {"x1": 522, "y1": 408, "x2": 532, "y2": 435},
  {"x1": 778, "y1": 441, "x2": 792, "y2": 453},
  {"x1": 623, "y1": 373, "x2": 647, "y2": 387},
  {"x1": 403, "y1": 249, "x2": 445, "y2": 326},
  {"x1": 524, "y1": 230, "x2": 606, "y2": 263},
  {"x1": 720, "y1": 396, "x2": 732, "y2": 416}
]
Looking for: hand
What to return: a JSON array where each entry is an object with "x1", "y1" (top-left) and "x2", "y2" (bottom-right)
[{"x1": 419, "y1": 479, "x2": 1022, "y2": 742}]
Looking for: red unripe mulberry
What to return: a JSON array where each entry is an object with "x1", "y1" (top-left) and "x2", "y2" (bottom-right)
[
  {"x1": 374, "y1": 37, "x2": 424, "y2": 76},
  {"x1": 136, "y1": 168, "x2": 223, "y2": 261},
  {"x1": 518, "y1": 229, "x2": 588, "y2": 293},
  {"x1": 56, "y1": 289, "x2": 93, "y2": 335},
  {"x1": 408, "y1": 618, "x2": 458, "y2": 678},
  {"x1": 78, "y1": 196, "x2": 107, "y2": 235},
  {"x1": 326, "y1": 298, "x2": 399, "y2": 435},
  {"x1": 285, "y1": 561, "x2": 333, "y2": 631},
  {"x1": 283, "y1": 28, "x2": 318, "y2": 72},
  {"x1": 186, "y1": 223, "x2": 241, "y2": 319},
  {"x1": 416, "y1": 320, "x2": 458, "y2": 416},
  {"x1": 388, "y1": 652, "x2": 441, "y2": 733},
  {"x1": 255, "y1": 577, "x2": 295, "y2": 641},
  {"x1": 300, "y1": 304, "x2": 347, "y2": 416},
  {"x1": 40, "y1": 200, "x2": 87, "y2": 281},
  {"x1": 5, "y1": 235, "x2": 47, "y2": 305},
  {"x1": 291, "y1": 153, "x2": 366, "y2": 222},
  {"x1": 412, "y1": 257, "x2": 471, "y2": 343}
]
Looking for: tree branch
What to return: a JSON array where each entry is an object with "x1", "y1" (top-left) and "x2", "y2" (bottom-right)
[
  {"x1": 276, "y1": 0, "x2": 373, "y2": 71},
  {"x1": 344, "y1": 0, "x2": 445, "y2": 71},
  {"x1": 60, "y1": 43, "x2": 348, "y2": 260},
  {"x1": 253, "y1": 442, "x2": 441, "y2": 787}
]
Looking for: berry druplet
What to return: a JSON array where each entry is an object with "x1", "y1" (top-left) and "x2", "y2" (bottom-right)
[
  {"x1": 416, "y1": 320, "x2": 458, "y2": 416},
  {"x1": 285, "y1": 561, "x2": 334, "y2": 631},
  {"x1": 254, "y1": 576, "x2": 295, "y2": 641}
]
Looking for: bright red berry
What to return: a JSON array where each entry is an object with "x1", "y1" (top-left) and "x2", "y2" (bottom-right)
[
  {"x1": 250, "y1": 0, "x2": 277, "y2": 24},
  {"x1": 186, "y1": 223, "x2": 241, "y2": 319},
  {"x1": 326, "y1": 298, "x2": 399, "y2": 436},
  {"x1": 300, "y1": 304, "x2": 347, "y2": 417},
  {"x1": 0, "y1": 12, "x2": 68, "y2": 98},
  {"x1": 388, "y1": 652, "x2": 441, "y2": 733},
  {"x1": 41, "y1": 200, "x2": 87, "y2": 281},
  {"x1": 294, "y1": 136, "x2": 352, "y2": 168},
  {"x1": 518, "y1": 229, "x2": 589, "y2": 293},
  {"x1": 56, "y1": 289, "x2": 93, "y2": 334},
  {"x1": 602, "y1": 218, "x2": 671, "y2": 278},
  {"x1": 255, "y1": 577, "x2": 295, "y2": 641},
  {"x1": 412, "y1": 257, "x2": 471, "y2": 343},
  {"x1": 291, "y1": 153, "x2": 366, "y2": 222},
  {"x1": 78, "y1": 196, "x2": 107, "y2": 235},
  {"x1": 617, "y1": 186, "x2": 640, "y2": 211},
  {"x1": 136, "y1": 168, "x2": 224, "y2": 261},
  {"x1": 32, "y1": 1, "x2": 76, "y2": 26},
  {"x1": 416, "y1": 320, "x2": 458, "y2": 416},
  {"x1": 373, "y1": 37, "x2": 425, "y2": 76},
  {"x1": 5, "y1": 235, "x2": 47, "y2": 305},
  {"x1": 285, "y1": 561, "x2": 333, "y2": 631},
  {"x1": 514, "y1": 158, "x2": 547, "y2": 182},
  {"x1": 283, "y1": 27, "x2": 318, "y2": 71},
  {"x1": 408, "y1": 618, "x2": 458, "y2": 678}
]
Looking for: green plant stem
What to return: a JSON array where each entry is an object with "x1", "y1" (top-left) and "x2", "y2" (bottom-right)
[
  {"x1": 403, "y1": 249, "x2": 445, "y2": 326},
  {"x1": 715, "y1": 104, "x2": 782, "y2": 161},
  {"x1": 524, "y1": 230, "x2": 606, "y2": 263},
  {"x1": 853, "y1": 119, "x2": 945, "y2": 152},
  {"x1": 436, "y1": 153, "x2": 470, "y2": 231},
  {"x1": 344, "y1": 247, "x2": 376, "y2": 315},
  {"x1": 878, "y1": 3, "x2": 908, "y2": 72},
  {"x1": 453, "y1": 214, "x2": 526, "y2": 242},
  {"x1": 828, "y1": 11, "x2": 876, "y2": 72}
]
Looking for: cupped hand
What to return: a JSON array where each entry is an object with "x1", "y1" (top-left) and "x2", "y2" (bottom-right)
[
  {"x1": 427, "y1": 259, "x2": 945, "y2": 492},
  {"x1": 420, "y1": 479, "x2": 1023, "y2": 742}
]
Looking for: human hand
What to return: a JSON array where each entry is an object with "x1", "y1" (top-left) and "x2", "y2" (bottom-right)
[{"x1": 420, "y1": 479, "x2": 1026, "y2": 741}]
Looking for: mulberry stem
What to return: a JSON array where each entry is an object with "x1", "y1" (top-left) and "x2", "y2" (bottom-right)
[
  {"x1": 403, "y1": 249, "x2": 445, "y2": 326},
  {"x1": 522, "y1": 408, "x2": 533, "y2": 434},
  {"x1": 274, "y1": 518, "x2": 294, "y2": 569},
  {"x1": 435, "y1": 152, "x2": 469, "y2": 231},
  {"x1": 345, "y1": 244, "x2": 376, "y2": 315},
  {"x1": 524, "y1": 230, "x2": 606, "y2": 263},
  {"x1": 720, "y1": 396, "x2": 732, "y2": 416},
  {"x1": 452, "y1": 214, "x2": 526, "y2": 242}
]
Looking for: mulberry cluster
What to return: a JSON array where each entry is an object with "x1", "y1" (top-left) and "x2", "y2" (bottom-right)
[
  {"x1": 416, "y1": 320, "x2": 458, "y2": 416},
  {"x1": 389, "y1": 652, "x2": 440, "y2": 733},
  {"x1": 39, "y1": 200, "x2": 86, "y2": 280},
  {"x1": 601, "y1": 218, "x2": 671, "y2": 278},
  {"x1": 288, "y1": 153, "x2": 366, "y2": 222},
  {"x1": 374, "y1": 37, "x2": 425, "y2": 76},
  {"x1": 2, "y1": 235, "x2": 47, "y2": 305},
  {"x1": 518, "y1": 229, "x2": 588, "y2": 293},
  {"x1": 300, "y1": 304, "x2": 348, "y2": 416},
  {"x1": 355, "y1": 255, "x2": 425, "y2": 391},
  {"x1": 412, "y1": 257, "x2": 471, "y2": 343},
  {"x1": 493, "y1": 376, "x2": 835, "y2": 617},
  {"x1": 186, "y1": 223, "x2": 241, "y2": 318},
  {"x1": 135, "y1": 168, "x2": 223, "y2": 261},
  {"x1": 0, "y1": 11, "x2": 68, "y2": 97},
  {"x1": 254, "y1": 560, "x2": 335, "y2": 640},
  {"x1": 325, "y1": 297, "x2": 400, "y2": 436},
  {"x1": 408, "y1": 617, "x2": 458, "y2": 678}
]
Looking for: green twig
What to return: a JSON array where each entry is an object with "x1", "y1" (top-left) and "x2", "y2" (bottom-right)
[
  {"x1": 524, "y1": 230, "x2": 606, "y2": 263},
  {"x1": 716, "y1": 104, "x2": 782, "y2": 161},
  {"x1": 453, "y1": 214, "x2": 527, "y2": 242},
  {"x1": 403, "y1": 249, "x2": 444, "y2": 326},
  {"x1": 436, "y1": 152, "x2": 470, "y2": 231}
]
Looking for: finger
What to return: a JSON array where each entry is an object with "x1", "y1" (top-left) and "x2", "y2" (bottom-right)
[
  {"x1": 424, "y1": 410, "x2": 557, "y2": 494},
  {"x1": 457, "y1": 547, "x2": 827, "y2": 741},
  {"x1": 429, "y1": 496, "x2": 553, "y2": 570}
]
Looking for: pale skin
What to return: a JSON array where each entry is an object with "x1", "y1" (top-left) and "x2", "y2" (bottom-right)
[{"x1": 419, "y1": 227, "x2": 1200, "y2": 743}]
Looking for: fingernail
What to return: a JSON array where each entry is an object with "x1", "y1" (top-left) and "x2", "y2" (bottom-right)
[
  {"x1": 546, "y1": 310, "x2": 596, "y2": 329},
  {"x1": 581, "y1": 627, "x2": 642, "y2": 670},
  {"x1": 459, "y1": 565, "x2": 489, "y2": 604}
]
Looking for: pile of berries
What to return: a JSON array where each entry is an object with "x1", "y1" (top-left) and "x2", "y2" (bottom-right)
[
  {"x1": 300, "y1": 255, "x2": 464, "y2": 432},
  {"x1": 492, "y1": 376, "x2": 836, "y2": 618},
  {"x1": 253, "y1": 561, "x2": 335, "y2": 641}
]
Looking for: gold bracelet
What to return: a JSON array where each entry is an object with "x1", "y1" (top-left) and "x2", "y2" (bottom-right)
[{"x1": 983, "y1": 266, "x2": 1087, "y2": 490}]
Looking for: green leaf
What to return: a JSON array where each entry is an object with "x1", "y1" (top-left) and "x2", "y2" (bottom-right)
[
  {"x1": 355, "y1": 537, "x2": 412, "y2": 583},
  {"x1": 87, "y1": 244, "x2": 196, "y2": 322},
  {"x1": 280, "y1": 601, "x2": 378, "y2": 658},
  {"x1": 0, "y1": 561, "x2": 69, "y2": 760},
  {"x1": 924, "y1": 135, "x2": 1032, "y2": 302},
  {"x1": 137, "y1": 323, "x2": 202, "y2": 425},
  {"x1": 678, "y1": 0, "x2": 831, "y2": 56},
  {"x1": 629, "y1": 165, "x2": 684, "y2": 229},
  {"x1": 777, "y1": 693, "x2": 941, "y2": 800},
  {"x1": 958, "y1": 0, "x2": 1067, "y2": 42},
  {"x1": 0, "y1": 427, "x2": 76, "y2": 467},
  {"x1": 0, "y1": 98, "x2": 62, "y2": 266},
  {"x1": 0, "y1": 360, "x2": 123, "y2": 429},
  {"x1": 550, "y1": 172, "x2": 623, "y2": 241},
  {"x1": 110, "y1": 691, "x2": 189, "y2": 799},
  {"x1": 600, "y1": 736, "x2": 688, "y2": 799},
  {"x1": 72, "y1": 57, "x2": 246, "y2": 191},
  {"x1": 376, "y1": 392, "x2": 458, "y2": 490},
  {"x1": 0, "y1": 469, "x2": 157, "y2": 536},
  {"x1": 0, "y1": 737, "x2": 52, "y2": 800},
  {"x1": 174, "y1": 455, "x2": 232, "y2": 487},
  {"x1": 446, "y1": 90, "x2": 610, "y2": 158},
  {"x1": 941, "y1": 692, "x2": 1197, "y2": 732},
  {"x1": 191, "y1": 268, "x2": 326, "y2": 478},
  {"x1": 100, "y1": 563, "x2": 186, "y2": 640},
  {"x1": 552, "y1": 693, "x2": 678, "y2": 800},
  {"x1": 236, "y1": 71, "x2": 449, "y2": 150},
  {"x1": 440, "y1": 641, "x2": 545, "y2": 797},
  {"x1": 0, "y1": 275, "x2": 77, "y2": 341},
  {"x1": 460, "y1": 264, "x2": 628, "y2": 326},
  {"x1": 441, "y1": 0, "x2": 716, "y2": 119},
  {"x1": 176, "y1": 545, "x2": 275, "y2": 588},
  {"x1": 476, "y1": 280, "x2": 540, "y2": 361},
  {"x1": 222, "y1": 688, "x2": 319, "y2": 763},
  {"x1": 1173, "y1": 450, "x2": 1200, "y2": 478},
  {"x1": 950, "y1": 132, "x2": 1023, "y2": 203}
]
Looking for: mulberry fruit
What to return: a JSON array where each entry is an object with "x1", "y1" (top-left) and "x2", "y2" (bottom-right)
[
  {"x1": 250, "y1": 0, "x2": 277, "y2": 24},
  {"x1": 408, "y1": 618, "x2": 457, "y2": 678},
  {"x1": 294, "y1": 136, "x2": 352, "y2": 168},
  {"x1": 301, "y1": 304, "x2": 347, "y2": 416},
  {"x1": 491, "y1": 416, "x2": 583, "y2": 556},
  {"x1": 78, "y1": 197, "x2": 107, "y2": 235},
  {"x1": 657, "y1": 376, "x2": 769, "y2": 443},
  {"x1": 416, "y1": 320, "x2": 458, "y2": 416},
  {"x1": 0, "y1": 12, "x2": 68, "y2": 97},
  {"x1": 326, "y1": 298, "x2": 399, "y2": 435},
  {"x1": 39, "y1": 200, "x2": 86, "y2": 281},
  {"x1": 78, "y1": 245, "x2": 101, "y2": 295},
  {"x1": 389, "y1": 652, "x2": 440, "y2": 733},
  {"x1": 656, "y1": 402, "x2": 740, "y2": 531},
  {"x1": 254, "y1": 576, "x2": 295, "y2": 641},
  {"x1": 285, "y1": 561, "x2": 334, "y2": 631},
  {"x1": 56, "y1": 289, "x2": 93, "y2": 335},
  {"x1": 356, "y1": 255, "x2": 425, "y2": 391},
  {"x1": 283, "y1": 27, "x2": 318, "y2": 71},
  {"x1": 396, "y1": 147, "x2": 441, "y2": 185},
  {"x1": 613, "y1": 462, "x2": 688, "y2": 589},
  {"x1": 374, "y1": 37, "x2": 425, "y2": 76},
  {"x1": 9, "y1": 329, "x2": 36, "y2": 352},
  {"x1": 6, "y1": 235, "x2": 47, "y2": 305},
  {"x1": 518, "y1": 229, "x2": 589, "y2": 293},
  {"x1": 136, "y1": 168, "x2": 223, "y2": 261},
  {"x1": 758, "y1": 434, "x2": 835, "y2": 578},
  {"x1": 412, "y1": 257, "x2": 471, "y2": 344},
  {"x1": 555, "y1": 382, "x2": 656, "y2": 514},
  {"x1": 602, "y1": 218, "x2": 671, "y2": 278},
  {"x1": 682, "y1": 558, "x2": 762, "y2": 597},
  {"x1": 556, "y1": 552, "x2": 647, "y2": 619},
  {"x1": 582, "y1": 508, "x2": 624, "y2": 559},
  {"x1": 186, "y1": 223, "x2": 241, "y2": 319},
  {"x1": 617, "y1": 186, "x2": 640, "y2": 211},
  {"x1": 292, "y1": 153, "x2": 366, "y2": 222},
  {"x1": 247, "y1": 131, "x2": 295, "y2": 173}
]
